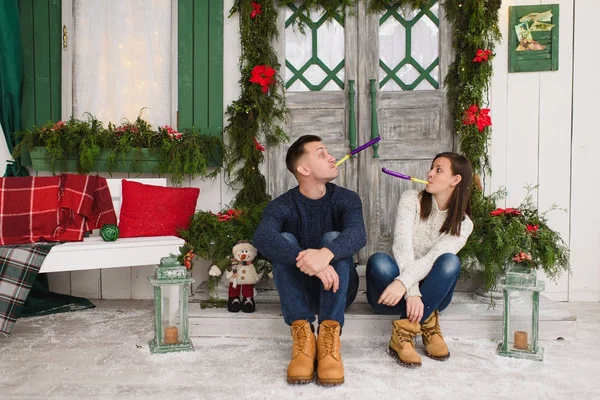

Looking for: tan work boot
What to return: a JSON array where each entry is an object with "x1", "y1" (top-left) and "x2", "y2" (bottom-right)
[
  {"x1": 421, "y1": 310, "x2": 450, "y2": 360},
  {"x1": 317, "y1": 320, "x2": 344, "y2": 386},
  {"x1": 287, "y1": 320, "x2": 317, "y2": 384},
  {"x1": 388, "y1": 319, "x2": 422, "y2": 368}
]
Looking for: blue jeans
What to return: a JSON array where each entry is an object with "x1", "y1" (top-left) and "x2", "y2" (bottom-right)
[
  {"x1": 272, "y1": 232, "x2": 359, "y2": 327},
  {"x1": 366, "y1": 252, "x2": 460, "y2": 323}
]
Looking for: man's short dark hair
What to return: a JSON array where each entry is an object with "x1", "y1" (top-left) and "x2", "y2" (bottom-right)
[{"x1": 285, "y1": 135, "x2": 322, "y2": 174}]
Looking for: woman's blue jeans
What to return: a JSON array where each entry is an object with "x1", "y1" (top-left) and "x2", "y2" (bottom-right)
[
  {"x1": 271, "y1": 232, "x2": 359, "y2": 327},
  {"x1": 366, "y1": 252, "x2": 461, "y2": 323}
]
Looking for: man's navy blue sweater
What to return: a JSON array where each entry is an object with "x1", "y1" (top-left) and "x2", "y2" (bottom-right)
[{"x1": 253, "y1": 182, "x2": 367, "y2": 266}]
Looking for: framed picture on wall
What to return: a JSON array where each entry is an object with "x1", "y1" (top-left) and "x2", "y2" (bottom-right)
[{"x1": 509, "y1": 5, "x2": 559, "y2": 72}]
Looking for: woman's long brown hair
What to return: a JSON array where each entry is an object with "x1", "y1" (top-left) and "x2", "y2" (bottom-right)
[{"x1": 420, "y1": 152, "x2": 473, "y2": 236}]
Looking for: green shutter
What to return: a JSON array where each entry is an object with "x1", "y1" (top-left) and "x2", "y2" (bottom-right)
[
  {"x1": 178, "y1": 0, "x2": 223, "y2": 136},
  {"x1": 19, "y1": 0, "x2": 62, "y2": 129}
]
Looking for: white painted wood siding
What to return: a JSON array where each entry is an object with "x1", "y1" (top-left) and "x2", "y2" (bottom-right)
[{"x1": 490, "y1": 0, "x2": 599, "y2": 301}]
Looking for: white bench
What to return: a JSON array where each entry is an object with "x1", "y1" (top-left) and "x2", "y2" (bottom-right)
[{"x1": 39, "y1": 178, "x2": 185, "y2": 273}]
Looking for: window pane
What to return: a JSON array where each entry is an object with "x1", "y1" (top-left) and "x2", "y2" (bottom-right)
[
  {"x1": 379, "y1": 1, "x2": 439, "y2": 91},
  {"x1": 285, "y1": 5, "x2": 345, "y2": 92},
  {"x1": 73, "y1": 0, "x2": 172, "y2": 127}
]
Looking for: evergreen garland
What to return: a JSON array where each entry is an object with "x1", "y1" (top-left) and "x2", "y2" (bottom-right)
[
  {"x1": 226, "y1": 0, "x2": 288, "y2": 208},
  {"x1": 443, "y1": 0, "x2": 501, "y2": 175}
]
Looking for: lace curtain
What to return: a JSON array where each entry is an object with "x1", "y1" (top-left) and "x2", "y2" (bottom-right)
[{"x1": 73, "y1": 0, "x2": 172, "y2": 128}]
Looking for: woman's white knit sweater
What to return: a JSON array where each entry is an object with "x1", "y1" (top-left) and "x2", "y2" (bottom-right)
[{"x1": 393, "y1": 190, "x2": 473, "y2": 297}]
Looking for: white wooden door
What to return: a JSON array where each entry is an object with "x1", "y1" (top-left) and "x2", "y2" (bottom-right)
[{"x1": 268, "y1": 2, "x2": 452, "y2": 262}]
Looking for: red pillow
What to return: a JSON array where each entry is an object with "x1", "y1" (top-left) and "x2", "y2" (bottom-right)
[{"x1": 118, "y1": 180, "x2": 199, "y2": 238}]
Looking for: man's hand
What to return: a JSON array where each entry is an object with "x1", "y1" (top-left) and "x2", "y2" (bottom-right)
[
  {"x1": 406, "y1": 296, "x2": 424, "y2": 323},
  {"x1": 316, "y1": 265, "x2": 339, "y2": 293},
  {"x1": 378, "y1": 279, "x2": 406, "y2": 307},
  {"x1": 296, "y1": 248, "x2": 334, "y2": 276}
]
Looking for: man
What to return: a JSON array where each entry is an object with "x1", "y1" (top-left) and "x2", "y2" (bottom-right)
[{"x1": 253, "y1": 135, "x2": 366, "y2": 386}]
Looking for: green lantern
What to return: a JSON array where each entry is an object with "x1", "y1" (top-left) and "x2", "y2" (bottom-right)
[
  {"x1": 497, "y1": 263, "x2": 545, "y2": 361},
  {"x1": 148, "y1": 256, "x2": 195, "y2": 354},
  {"x1": 100, "y1": 224, "x2": 119, "y2": 242}
]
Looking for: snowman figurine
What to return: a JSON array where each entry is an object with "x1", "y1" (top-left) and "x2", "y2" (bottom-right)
[{"x1": 225, "y1": 241, "x2": 262, "y2": 313}]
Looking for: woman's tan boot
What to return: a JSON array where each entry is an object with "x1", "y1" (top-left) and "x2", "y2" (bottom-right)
[
  {"x1": 388, "y1": 319, "x2": 422, "y2": 368},
  {"x1": 421, "y1": 310, "x2": 450, "y2": 360}
]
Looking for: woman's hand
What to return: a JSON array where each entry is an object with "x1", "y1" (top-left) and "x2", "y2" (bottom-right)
[
  {"x1": 406, "y1": 296, "x2": 424, "y2": 323},
  {"x1": 378, "y1": 279, "x2": 406, "y2": 306}
]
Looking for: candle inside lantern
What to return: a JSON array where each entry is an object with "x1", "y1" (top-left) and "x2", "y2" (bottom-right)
[
  {"x1": 164, "y1": 326, "x2": 179, "y2": 345},
  {"x1": 514, "y1": 330, "x2": 528, "y2": 350}
]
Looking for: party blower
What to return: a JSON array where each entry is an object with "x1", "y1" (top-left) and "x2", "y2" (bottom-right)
[
  {"x1": 381, "y1": 167, "x2": 429, "y2": 185},
  {"x1": 334, "y1": 136, "x2": 381, "y2": 167}
]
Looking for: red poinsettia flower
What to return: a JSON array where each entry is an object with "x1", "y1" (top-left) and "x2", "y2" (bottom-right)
[
  {"x1": 476, "y1": 108, "x2": 492, "y2": 132},
  {"x1": 463, "y1": 104, "x2": 492, "y2": 132},
  {"x1": 513, "y1": 251, "x2": 532, "y2": 263},
  {"x1": 250, "y1": 1, "x2": 262, "y2": 19},
  {"x1": 253, "y1": 137, "x2": 266, "y2": 152},
  {"x1": 161, "y1": 125, "x2": 183, "y2": 141},
  {"x1": 115, "y1": 124, "x2": 139, "y2": 134},
  {"x1": 490, "y1": 208, "x2": 505, "y2": 216},
  {"x1": 490, "y1": 207, "x2": 522, "y2": 217},
  {"x1": 52, "y1": 121, "x2": 65, "y2": 131},
  {"x1": 463, "y1": 105, "x2": 479, "y2": 125},
  {"x1": 216, "y1": 208, "x2": 242, "y2": 222},
  {"x1": 473, "y1": 49, "x2": 493, "y2": 63},
  {"x1": 249, "y1": 64, "x2": 276, "y2": 93},
  {"x1": 527, "y1": 224, "x2": 539, "y2": 233}
]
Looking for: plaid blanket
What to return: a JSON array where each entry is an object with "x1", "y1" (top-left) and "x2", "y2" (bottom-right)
[
  {"x1": 0, "y1": 243, "x2": 57, "y2": 334},
  {"x1": 0, "y1": 174, "x2": 116, "y2": 334},
  {"x1": 0, "y1": 174, "x2": 117, "y2": 245}
]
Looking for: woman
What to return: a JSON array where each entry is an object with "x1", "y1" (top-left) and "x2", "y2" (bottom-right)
[{"x1": 366, "y1": 152, "x2": 473, "y2": 368}]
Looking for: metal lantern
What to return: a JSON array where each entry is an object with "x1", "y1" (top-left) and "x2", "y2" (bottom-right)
[
  {"x1": 148, "y1": 256, "x2": 195, "y2": 354},
  {"x1": 497, "y1": 263, "x2": 545, "y2": 361}
]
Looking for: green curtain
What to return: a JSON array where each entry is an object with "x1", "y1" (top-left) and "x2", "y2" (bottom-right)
[{"x1": 0, "y1": 0, "x2": 27, "y2": 177}]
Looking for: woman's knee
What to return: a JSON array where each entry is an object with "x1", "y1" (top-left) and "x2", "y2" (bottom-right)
[
  {"x1": 366, "y1": 252, "x2": 399, "y2": 280},
  {"x1": 432, "y1": 253, "x2": 461, "y2": 278}
]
